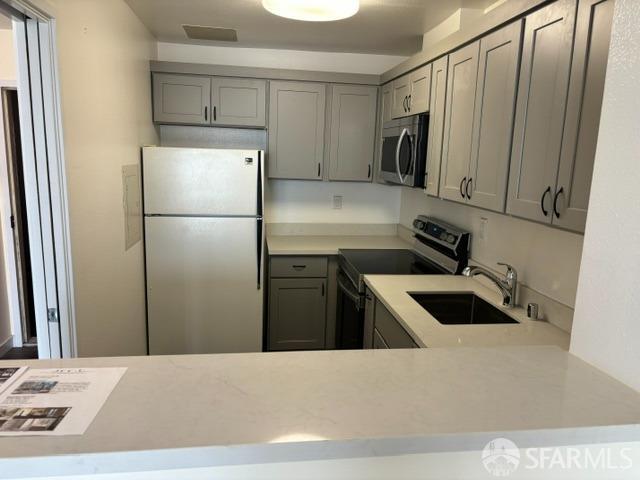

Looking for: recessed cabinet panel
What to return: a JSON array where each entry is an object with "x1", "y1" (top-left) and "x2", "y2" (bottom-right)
[
  {"x1": 268, "y1": 278, "x2": 327, "y2": 351},
  {"x1": 555, "y1": 0, "x2": 613, "y2": 232},
  {"x1": 425, "y1": 56, "x2": 448, "y2": 197},
  {"x1": 440, "y1": 42, "x2": 480, "y2": 204},
  {"x1": 507, "y1": 0, "x2": 576, "y2": 223},
  {"x1": 328, "y1": 85, "x2": 378, "y2": 182},
  {"x1": 268, "y1": 81, "x2": 326, "y2": 180},
  {"x1": 468, "y1": 21, "x2": 522, "y2": 212},
  {"x1": 381, "y1": 83, "x2": 393, "y2": 124},
  {"x1": 408, "y1": 64, "x2": 432, "y2": 114},
  {"x1": 212, "y1": 77, "x2": 266, "y2": 127},
  {"x1": 153, "y1": 73, "x2": 211, "y2": 125}
]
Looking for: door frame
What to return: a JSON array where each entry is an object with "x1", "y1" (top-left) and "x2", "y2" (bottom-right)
[{"x1": 1, "y1": 1, "x2": 76, "y2": 358}]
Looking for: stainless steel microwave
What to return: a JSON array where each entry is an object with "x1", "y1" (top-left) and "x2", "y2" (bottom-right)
[{"x1": 380, "y1": 113, "x2": 428, "y2": 187}]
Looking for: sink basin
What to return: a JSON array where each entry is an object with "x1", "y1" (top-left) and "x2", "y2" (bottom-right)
[{"x1": 409, "y1": 293, "x2": 519, "y2": 325}]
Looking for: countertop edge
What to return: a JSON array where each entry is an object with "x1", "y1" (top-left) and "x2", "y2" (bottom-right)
[{"x1": 3, "y1": 425, "x2": 639, "y2": 478}]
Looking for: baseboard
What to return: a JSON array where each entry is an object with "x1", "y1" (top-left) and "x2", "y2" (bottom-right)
[{"x1": 0, "y1": 336, "x2": 14, "y2": 358}]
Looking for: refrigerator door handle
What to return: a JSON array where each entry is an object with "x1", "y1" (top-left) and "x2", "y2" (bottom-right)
[{"x1": 256, "y1": 151, "x2": 264, "y2": 290}]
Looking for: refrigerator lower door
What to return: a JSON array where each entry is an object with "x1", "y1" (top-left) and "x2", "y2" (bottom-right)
[
  {"x1": 143, "y1": 147, "x2": 261, "y2": 216},
  {"x1": 145, "y1": 216, "x2": 264, "y2": 355}
]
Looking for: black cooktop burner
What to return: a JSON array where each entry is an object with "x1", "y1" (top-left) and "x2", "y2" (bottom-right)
[{"x1": 339, "y1": 249, "x2": 446, "y2": 276}]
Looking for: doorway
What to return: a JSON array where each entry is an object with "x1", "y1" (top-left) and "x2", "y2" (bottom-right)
[{"x1": 2, "y1": 87, "x2": 37, "y2": 356}]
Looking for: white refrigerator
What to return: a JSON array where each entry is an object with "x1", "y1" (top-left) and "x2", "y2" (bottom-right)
[{"x1": 142, "y1": 147, "x2": 264, "y2": 355}]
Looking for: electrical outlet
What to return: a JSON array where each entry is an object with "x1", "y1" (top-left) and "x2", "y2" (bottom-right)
[
  {"x1": 333, "y1": 195, "x2": 343, "y2": 209},
  {"x1": 479, "y1": 217, "x2": 488, "y2": 241}
]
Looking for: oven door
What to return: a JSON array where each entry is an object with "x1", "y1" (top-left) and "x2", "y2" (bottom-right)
[
  {"x1": 336, "y1": 270, "x2": 365, "y2": 349},
  {"x1": 380, "y1": 127, "x2": 416, "y2": 185}
]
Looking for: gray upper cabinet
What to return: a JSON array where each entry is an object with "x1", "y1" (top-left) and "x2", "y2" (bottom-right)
[
  {"x1": 268, "y1": 278, "x2": 327, "y2": 351},
  {"x1": 467, "y1": 21, "x2": 522, "y2": 212},
  {"x1": 554, "y1": 0, "x2": 614, "y2": 233},
  {"x1": 408, "y1": 64, "x2": 432, "y2": 114},
  {"x1": 507, "y1": 0, "x2": 577, "y2": 223},
  {"x1": 153, "y1": 73, "x2": 211, "y2": 125},
  {"x1": 381, "y1": 83, "x2": 393, "y2": 124},
  {"x1": 440, "y1": 41, "x2": 480, "y2": 204},
  {"x1": 391, "y1": 76, "x2": 411, "y2": 119},
  {"x1": 391, "y1": 64, "x2": 432, "y2": 119},
  {"x1": 211, "y1": 77, "x2": 266, "y2": 127},
  {"x1": 328, "y1": 85, "x2": 378, "y2": 182},
  {"x1": 425, "y1": 57, "x2": 448, "y2": 197},
  {"x1": 268, "y1": 81, "x2": 326, "y2": 180}
]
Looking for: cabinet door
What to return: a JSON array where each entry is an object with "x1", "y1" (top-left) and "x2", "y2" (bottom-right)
[
  {"x1": 554, "y1": 0, "x2": 613, "y2": 232},
  {"x1": 507, "y1": 0, "x2": 577, "y2": 223},
  {"x1": 269, "y1": 278, "x2": 327, "y2": 351},
  {"x1": 425, "y1": 57, "x2": 448, "y2": 197},
  {"x1": 328, "y1": 85, "x2": 378, "y2": 182},
  {"x1": 381, "y1": 83, "x2": 393, "y2": 124},
  {"x1": 409, "y1": 64, "x2": 432, "y2": 114},
  {"x1": 468, "y1": 21, "x2": 522, "y2": 212},
  {"x1": 372, "y1": 329, "x2": 389, "y2": 349},
  {"x1": 268, "y1": 81, "x2": 326, "y2": 180},
  {"x1": 440, "y1": 42, "x2": 480, "y2": 204},
  {"x1": 363, "y1": 290, "x2": 376, "y2": 349},
  {"x1": 211, "y1": 77, "x2": 266, "y2": 127},
  {"x1": 391, "y1": 75, "x2": 410, "y2": 119},
  {"x1": 152, "y1": 73, "x2": 211, "y2": 125}
]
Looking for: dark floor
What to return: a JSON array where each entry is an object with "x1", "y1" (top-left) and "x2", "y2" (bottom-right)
[{"x1": 0, "y1": 346, "x2": 38, "y2": 360}]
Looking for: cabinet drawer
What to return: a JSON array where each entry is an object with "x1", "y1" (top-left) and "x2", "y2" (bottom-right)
[
  {"x1": 270, "y1": 256, "x2": 328, "y2": 278},
  {"x1": 375, "y1": 300, "x2": 418, "y2": 349}
]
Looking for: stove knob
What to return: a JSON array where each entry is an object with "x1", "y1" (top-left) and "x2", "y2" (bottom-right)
[
  {"x1": 414, "y1": 220, "x2": 425, "y2": 230},
  {"x1": 447, "y1": 234, "x2": 456, "y2": 244}
]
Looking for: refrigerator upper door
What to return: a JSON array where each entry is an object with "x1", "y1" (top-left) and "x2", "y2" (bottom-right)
[
  {"x1": 145, "y1": 216, "x2": 264, "y2": 355},
  {"x1": 143, "y1": 147, "x2": 262, "y2": 216}
]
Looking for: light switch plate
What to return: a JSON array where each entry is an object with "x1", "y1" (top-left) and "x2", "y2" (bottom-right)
[
  {"x1": 122, "y1": 164, "x2": 142, "y2": 250},
  {"x1": 333, "y1": 195, "x2": 343, "y2": 209}
]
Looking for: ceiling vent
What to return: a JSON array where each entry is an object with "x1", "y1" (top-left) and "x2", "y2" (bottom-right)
[{"x1": 182, "y1": 25, "x2": 238, "y2": 42}]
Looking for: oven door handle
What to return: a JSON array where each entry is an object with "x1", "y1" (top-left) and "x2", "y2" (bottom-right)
[
  {"x1": 337, "y1": 272, "x2": 364, "y2": 310},
  {"x1": 395, "y1": 127, "x2": 409, "y2": 185}
]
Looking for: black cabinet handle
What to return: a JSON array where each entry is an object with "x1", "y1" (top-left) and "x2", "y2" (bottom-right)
[
  {"x1": 466, "y1": 177, "x2": 473, "y2": 199},
  {"x1": 213, "y1": 106, "x2": 217, "y2": 122},
  {"x1": 321, "y1": 283, "x2": 325, "y2": 297},
  {"x1": 367, "y1": 164, "x2": 371, "y2": 178},
  {"x1": 204, "y1": 106, "x2": 208, "y2": 122},
  {"x1": 408, "y1": 94, "x2": 412, "y2": 112},
  {"x1": 541, "y1": 186, "x2": 552, "y2": 216},
  {"x1": 317, "y1": 163, "x2": 321, "y2": 177},
  {"x1": 553, "y1": 187, "x2": 564, "y2": 219},
  {"x1": 292, "y1": 265, "x2": 307, "y2": 270},
  {"x1": 460, "y1": 177, "x2": 467, "y2": 199}
]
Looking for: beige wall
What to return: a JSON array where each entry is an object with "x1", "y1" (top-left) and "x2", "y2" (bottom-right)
[
  {"x1": 53, "y1": 0, "x2": 158, "y2": 356},
  {"x1": 0, "y1": 25, "x2": 16, "y2": 349},
  {"x1": 399, "y1": 188, "x2": 584, "y2": 308},
  {"x1": 0, "y1": 29, "x2": 16, "y2": 81},
  {"x1": 571, "y1": 0, "x2": 640, "y2": 392}
]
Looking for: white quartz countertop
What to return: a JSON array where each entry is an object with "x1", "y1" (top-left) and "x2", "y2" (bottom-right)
[
  {"x1": 2, "y1": 347, "x2": 640, "y2": 478},
  {"x1": 365, "y1": 275, "x2": 571, "y2": 349},
  {"x1": 267, "y1": 234, "x2": 412, "y2": 255}
]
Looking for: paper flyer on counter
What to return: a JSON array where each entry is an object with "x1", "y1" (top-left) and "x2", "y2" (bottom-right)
[
  {"x1": 0, "y1": 367, "x2": 126, "y2": 436},
  {"x1": 0, "y1": 367, "x2": 29, "y2": 394}
]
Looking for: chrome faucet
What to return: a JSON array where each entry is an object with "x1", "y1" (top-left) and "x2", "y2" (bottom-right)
[{"x1": 462, "y1": 263, "x2": 518, "y2": 308}]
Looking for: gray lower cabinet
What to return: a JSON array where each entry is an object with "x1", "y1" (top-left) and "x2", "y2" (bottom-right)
[
  {"x1": 268, "y1": 81, "x2": 326, "y2": 180},
  {"x1": 424, "y1": 56, "x2": 448, "y2": 197},
  {"x1": 366, "y1": 296, "x2": 418, "y2": 349},
  {"x1": 554, "y1": 0, "x2": 614, "y2": 233},
  {"x1": 153, "y1": 73, "x2": 211, "y2": 125},
  {"x1": 211, "y1": 77, "x2": 266, "y2": 127},
  {"x1": 268, "y1": 278, "x2": 327, "y2": 351},
  {"x1": 507, "y1": 0, "x2": 577, "y2": 223},
  {"x1": 328, "y1": 85, "x2": 378, "y2": 182}
]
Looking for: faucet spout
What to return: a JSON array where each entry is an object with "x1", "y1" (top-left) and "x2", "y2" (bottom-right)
[{"x1": 462, "y1": 263, "x2": 518, "y2": 308}]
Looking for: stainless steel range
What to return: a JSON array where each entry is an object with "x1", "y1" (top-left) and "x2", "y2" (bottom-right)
[{"x1": 335, "y1": 216, "x2": 470, "y2": 349}]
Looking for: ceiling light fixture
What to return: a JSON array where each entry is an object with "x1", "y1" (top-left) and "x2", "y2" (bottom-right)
[{"x1": 262, "y1": 0, "x2": 359, "y2": 22}]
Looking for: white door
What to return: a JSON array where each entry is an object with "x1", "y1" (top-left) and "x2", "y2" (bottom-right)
[
  {"x1": 145, "y1": 216, "x2": 263, "y2": 355},
  {"x1": 143, "y1": 147, "x2": 260, "y2": 216}
]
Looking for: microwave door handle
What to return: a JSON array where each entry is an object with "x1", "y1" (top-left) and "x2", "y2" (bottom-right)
[
  {"x1": 405, "y1": 133, "x2": 415, "y2": 179},
  {"x1": 396, "y1": 128, "x2": 408, "y2": 185}
]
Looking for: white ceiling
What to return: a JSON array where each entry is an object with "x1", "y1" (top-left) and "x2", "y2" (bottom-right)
[{"x1": 125, "y1": 0, "x2": 498, "y2": 55}]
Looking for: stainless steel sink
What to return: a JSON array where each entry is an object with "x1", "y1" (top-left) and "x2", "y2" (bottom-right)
[{"x1": 409, "y1": 293, "x2": 519, "y2": 325}]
